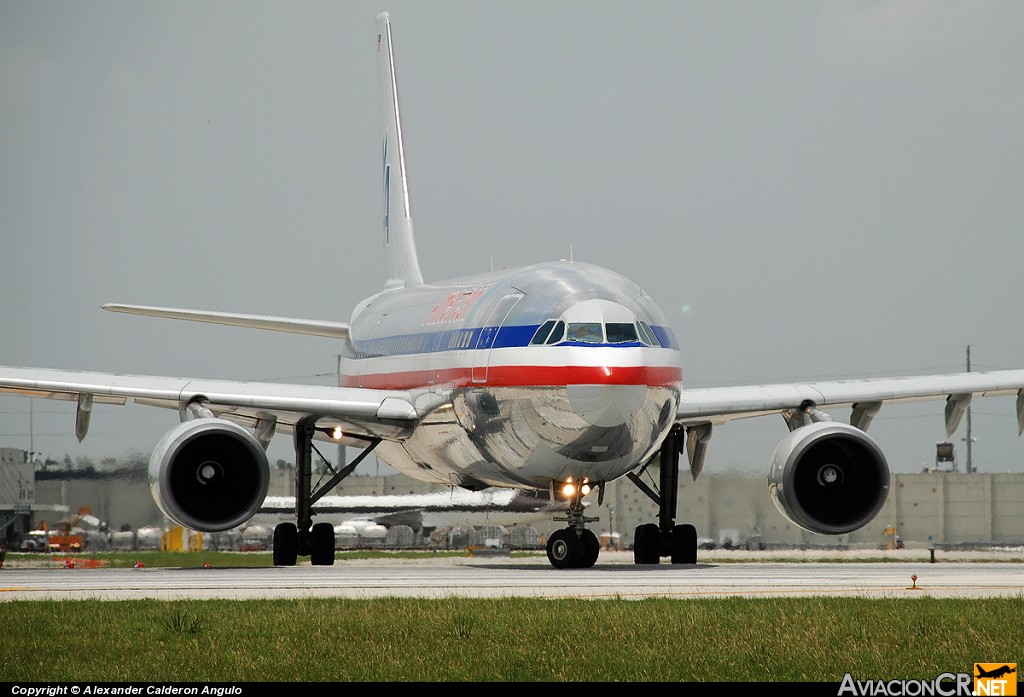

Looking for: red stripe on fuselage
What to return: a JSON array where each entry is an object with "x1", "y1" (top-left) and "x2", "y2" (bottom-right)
[{"x1": 342, "y1": 364, "x2": 682, "y2": 390}]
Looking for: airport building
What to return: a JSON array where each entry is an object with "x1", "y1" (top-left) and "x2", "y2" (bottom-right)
[
  {"x1": 0, "y1": 448, "x2": 34, "y2": 548},
  {"x1": 5, "y1": 443, "x2": 1022, "y2": 552}
]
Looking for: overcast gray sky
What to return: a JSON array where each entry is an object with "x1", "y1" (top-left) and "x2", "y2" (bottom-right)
[{"x1": 2, "y1": 1, "x2": 1023, "y2": 477}]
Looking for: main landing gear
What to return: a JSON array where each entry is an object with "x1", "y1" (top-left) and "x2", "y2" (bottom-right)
[
  {"x1": 627, "y1": 423, "x2": 699, "y2": 565},
  {"x1": 272, "y1": 415, "x2": 381, "y2": 567},
  {"x1": 545, "y1": 480, "x2": 601, "y2": 569}
]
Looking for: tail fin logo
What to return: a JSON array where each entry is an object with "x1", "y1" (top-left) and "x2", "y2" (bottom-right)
[{"x1": 382, "y1": 137, "x2": 391, "y2": 244}]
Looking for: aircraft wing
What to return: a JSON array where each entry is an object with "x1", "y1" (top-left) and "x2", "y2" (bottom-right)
[
  {"x1": 0, "y1": 365, "x2": 443, "y2": 444},
  {"x1": 677, "y1": 369, "x2": 1024, "y2": 434}
]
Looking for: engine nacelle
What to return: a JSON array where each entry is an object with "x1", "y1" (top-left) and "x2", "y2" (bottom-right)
[
  {"x1": 149, "y1": 418, "x2": 270, "y2": 532},
  {"x1": 768, "y1": 421, "x2": 890, "y2": 535}
]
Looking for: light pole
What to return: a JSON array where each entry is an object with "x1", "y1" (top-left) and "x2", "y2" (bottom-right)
[{"x1": 964, "y1": 345, "x2": 975, "y2": 473}]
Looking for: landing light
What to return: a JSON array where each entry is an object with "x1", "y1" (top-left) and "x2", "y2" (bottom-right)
[
  {"x1": 559, "y1": 478, "x2": 592, "y2": 499},
  {"x1": 332, "y1": 426, "x2": 343, "y2": 439}
]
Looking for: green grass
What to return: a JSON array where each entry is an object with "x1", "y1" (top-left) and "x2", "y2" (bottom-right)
[
  {"x1": 1, "y1": 596, "x2": 1021, "y2": 682},
  {"x1": 2, "y1": 550, "x2": 1020, "y2": 682}
]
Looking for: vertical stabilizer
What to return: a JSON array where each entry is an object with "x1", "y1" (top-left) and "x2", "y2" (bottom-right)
[{"x1": 377, "y1": 12, "x2": 424, "y2": 289}]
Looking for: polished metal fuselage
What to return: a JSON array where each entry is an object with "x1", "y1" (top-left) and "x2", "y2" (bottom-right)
[{"x1": 341, "y1": 261, "x2": 682, "y2": 491}]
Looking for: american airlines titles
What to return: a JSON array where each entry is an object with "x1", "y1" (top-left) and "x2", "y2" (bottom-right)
[{"x1": 423, "y1": 290, "x2": 485, "y2": 325}]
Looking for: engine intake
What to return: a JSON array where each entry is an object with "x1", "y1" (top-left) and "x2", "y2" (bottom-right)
[
  {"x1": 149, "y1": 418, "x2": 270, "y2": 532},
  {"x1": 768, "y1": 421, "x2": 889, "y2": 535}
]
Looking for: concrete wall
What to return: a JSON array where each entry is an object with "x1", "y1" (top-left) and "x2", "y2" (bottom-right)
[
  {"x1": 889, "y1": 472, "x2": 1024, "y2": 547},
  {"x1": 606, "y1": 470, "x2": 1024, "y2": 549},
  {"x1": 992, "y1": 474, "x2": 1024, "y2": 542},
  {"x1": 32, "y1": 471, "x2": 159, "y2": 531}
]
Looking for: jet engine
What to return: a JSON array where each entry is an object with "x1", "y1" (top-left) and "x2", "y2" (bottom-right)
[
  {"x1": 149, "y1": 418, "x2": 270, "y2": 532},
  {"x1": 768, "y1": 421, "x2": 889, "y2": 535}
]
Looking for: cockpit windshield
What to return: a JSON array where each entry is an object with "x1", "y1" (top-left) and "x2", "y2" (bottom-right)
[
  {"x1": 529, "y1": 319, "x2": 660, "y2": 346},
  {"x1": 530, "y1": 320, "x2": 557, "y2": 345},
  {"x1": 530, "y1": 320, "x2": 566, "y2": 345},
  {"x1": 566, "y1": 322, "x2": 603, "y2": 343},
  {"x1": 605, "y1": 322, "x2": 639, "y2": 343},
  {"x1": 637, "y1": 320, "x2": 661, "y2": 347}
]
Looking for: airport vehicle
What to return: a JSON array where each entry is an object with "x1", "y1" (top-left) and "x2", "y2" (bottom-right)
[
  {"x1": 37, "y1": 507, "x2": 103, "y2": 553},
  {"x1": 3, "y1": 12, "x2": 1024, "y2": 569}
]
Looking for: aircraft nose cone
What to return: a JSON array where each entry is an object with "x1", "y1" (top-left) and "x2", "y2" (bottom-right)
[{"x1": 567, "y1": 384, "x2": 647, "y2": 427}]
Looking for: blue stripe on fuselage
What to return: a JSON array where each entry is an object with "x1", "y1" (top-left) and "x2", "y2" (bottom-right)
[{"x1": 343, "y1": 324, "x2": 678, "y2": 359}]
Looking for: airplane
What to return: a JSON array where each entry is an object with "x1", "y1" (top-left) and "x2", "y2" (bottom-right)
[
  {"x1": 975, "y1": 666, "x2": 1017, "y2": 680},
  {"x1": 4, "y1": 11, "x2": 1024, "y2": 569},
  {"x1": 257, "y1": 487, "x2": 561, "y2": 530}
]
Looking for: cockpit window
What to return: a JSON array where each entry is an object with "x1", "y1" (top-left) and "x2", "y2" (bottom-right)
[
  {"x1": 637, "y1": 320, "x2": 661, "y2": 347},
  {"x1": 530, "y1": 320, "x2": 557, "y2": 345},
  {"x1": 533, "y1": 318, "x2": 657, "y2": 346},
  {"x1": 566, "y1": 322, "x2": 603, "y2": 343},
  {"x1": 606, "y1": 322, "x2": 639, "y2": 343},
  {"x1": 545, "y1": 321, "x2": 565, "y2": 344}
]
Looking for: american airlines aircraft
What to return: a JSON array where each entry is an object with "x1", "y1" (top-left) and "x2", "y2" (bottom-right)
[{"x1": 3, "y1": 12, "x2": 1024, "y2": 569}]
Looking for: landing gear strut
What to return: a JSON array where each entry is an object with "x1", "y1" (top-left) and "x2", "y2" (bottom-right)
[
  {"x1": 272, "y1": 415, "x2": 381, "y2": 567},
  {"x1": 545, "y1": 481, "x2": 601, "y2": 569},
  {"x1": 627, "y1": 424, "x2": 699, "y2": 565}
]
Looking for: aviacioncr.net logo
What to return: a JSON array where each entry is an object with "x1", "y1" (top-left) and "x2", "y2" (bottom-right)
[
  {"x1": 838, "y1": 673, "x2": 973, "y2": 696},
  {"x1": 974, "y1": 663, "x2": 1017, "y2": 696}
]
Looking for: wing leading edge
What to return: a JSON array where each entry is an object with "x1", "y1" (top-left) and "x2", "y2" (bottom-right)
[
  {"x1": 677, "y1": 369, "x2": 1024, "y2": 435},
  {"x1": 0, "y1": 365, "x2": 442, "y2": 445},
  {"x1": 674, "y1": 368, "x2": 1024, "y2": 481}
]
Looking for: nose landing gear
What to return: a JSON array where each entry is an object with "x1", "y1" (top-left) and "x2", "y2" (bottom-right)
[
  {"x1": 546, "y1": 479, "x2": 601, "y2": 569},
  {"x1": 546, "y1": 527, "x2": 600, "y2": 569}
]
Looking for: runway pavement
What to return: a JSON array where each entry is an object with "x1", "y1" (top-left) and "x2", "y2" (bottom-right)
[{"x1": 2, "y1": 550, "x2": 1022, "y2": 601}]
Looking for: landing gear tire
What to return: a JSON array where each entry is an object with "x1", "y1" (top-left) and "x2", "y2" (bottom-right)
[
  {"x1": 670, "y1": 523, "x2": 698, "y2": 565},
  {"x1": 547, "y1": 529, "x2": 583, "y2": 569},
  {"x1": 633, "y1": 523, "x2": 661, "y2": 564},
  {"x1": 580, "y1": 529, "x2": 600, "y2": 568},
  {"x1": 273, "y1": 522, "x2": 298, "y2": 567},
  {"x1": 310, "y1": 521, "x2": 336, "y2": 566}
]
